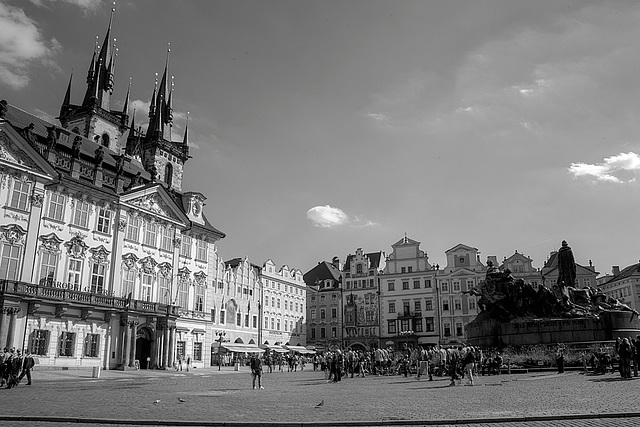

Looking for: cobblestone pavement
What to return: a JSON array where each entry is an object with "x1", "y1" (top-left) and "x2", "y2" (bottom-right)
[{"x1": 0, "y1": 367, "x2": 638, "y2": 426}]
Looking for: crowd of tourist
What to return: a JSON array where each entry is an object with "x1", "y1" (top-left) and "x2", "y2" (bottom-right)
[{"x1": 0, "y1": 347, "x2": 35, "y2": 388}]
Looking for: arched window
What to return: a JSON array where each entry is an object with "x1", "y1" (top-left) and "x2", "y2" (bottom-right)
[
  {"x1": 164, "y1": 163, "x2": 173, "y2": 187},
  {"x1": 101, "y1": 133, "x2": 110, "y2": 147}
]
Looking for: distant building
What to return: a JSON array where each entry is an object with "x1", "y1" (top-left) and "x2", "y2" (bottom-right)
[
  {"x1": 304, "y1": 258, "x2": 342, "y2": 352},
  {"x1": 435, "y1": 244, "x2": 485, "y2": 343},
  {"x1": 260, "y1": 259, "x2": 306, "y2": 347},
  {"x1": 379, "y1": 236, "x2": 437, "y2": 349},
  {"x1": 342, "y1": 247, "x2": 385, "y2": 351},
  {"x1": 598, "y1": 264, "x2": 640, "y2": 313},
  {"x1": 500, "y1": 251, "x2": 541, "y2": 289}
]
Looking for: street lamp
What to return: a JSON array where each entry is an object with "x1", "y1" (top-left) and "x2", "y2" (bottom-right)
[
  {"x1": 399, "y1": 330, "x2": 414, "y2": 352},
  {"x1": 215, "y1": 331, "x2": 226, "y2": 370}
]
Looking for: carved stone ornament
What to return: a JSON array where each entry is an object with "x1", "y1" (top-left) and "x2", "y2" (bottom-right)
[
  {"x1": 30, "y1": 192, "x2": 44, "y2": 208},
  {"x1": 122, "y1": 253, "x2": 139, "y2": 270},
  {"x1": 90, "y1": 245, "x2": 110, "y2": 264},
  {"x1": 118, "y1": 218, "x2": 127, "y2": 232},
  {"x1": 0, "y1": 224, "x2": 27, "y2": 245},
  {"x1": 129, "y1": 193, "x2": 174, "y2": 219},
  {"x1": 64, "y1": 235, "x2": 89, "y2": 259},
  {"x1": 39, "y1": 232, "x2": 64, "y2": 254},
  {"x1": 173, "y1": 236, "x2": 181, "y2": 248},
  {"x1": 178, "y1": 266, "x2": 191, "y2": 281},
  {"x1": 138, "y1": 256, "x2": 158, "y2": 274},
  {"x1": 194, "y1": 271, "x2": 207, "y2": 285},
  {"x1": 158, "y1": 262, "x2": 172, "y2": 278}
]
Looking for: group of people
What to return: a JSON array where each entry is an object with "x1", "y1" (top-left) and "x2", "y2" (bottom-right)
[
  {"x1": 615, "y1": 336, "x2": 640, "y2": 379},
  {"x1": 1, "y1": 347, "x2": 35, "y2": 388}
]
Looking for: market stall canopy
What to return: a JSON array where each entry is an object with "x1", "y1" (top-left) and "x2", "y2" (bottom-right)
[
  {"x1": 220, "y1": 343, "x2": 264, "y2": 353},
  {"x1": 284, "y1": 345, "x2": 316, "y2": 354},
  {"x1": 262, "y1": 344, "x2": 288, "y2": 353}
]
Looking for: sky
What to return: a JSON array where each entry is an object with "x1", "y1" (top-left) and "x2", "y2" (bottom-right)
[{"x1": 2, "y1": 0, "x2": 640, "y2": 277}]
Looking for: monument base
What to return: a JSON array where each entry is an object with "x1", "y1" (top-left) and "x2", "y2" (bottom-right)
[{"x1": 466, "y1": 310, "x2": 640, "y2": 347}]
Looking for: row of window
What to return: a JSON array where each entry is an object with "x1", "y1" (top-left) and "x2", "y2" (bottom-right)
[
  {"x1": 309, "y1": 294, "x2": 338, "y2": 304},
  {"x1": 176, "y1": 340, "x2": 203, "y2": 361},
  {"x1": 387, "y1": 318, "x2": 435, "y2": 334},
  {"x1": 386, "y1": 278, "x2": 433, "y2": 291},
  {"x1": 264, "y1": 296, "x2": 303, "y2": 312},
  {"x1": 29, "y1": 330, "x2": 100, "y2": 357},
  {"x1": 309, "y1": 307, "x2": 338, "y2": 320},
  {"x1": 263, "y1": 316, "x2": 300, "y2": 333},
  {"x1": 211, "y1": 308, "x2": 258, "y2": 329},
  {"x1": 345, "y1": 278, "x2": 375, "y2": 289},
  {"x1": 309, "y1": 326, "x2": 338, "y2": 340},
  {"x1": 263, "y1": 279, "x2": 305, "y2": 296}
]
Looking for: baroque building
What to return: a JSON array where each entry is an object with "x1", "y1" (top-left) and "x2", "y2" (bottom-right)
[
  {"x1": 304, "y1": 258, "x2": 342, "y2": 352},
  {"x1": 260, "y1": 260, "x2": 306, "y2": 348},
  {"x1": 342, "y1": 248, "x2": 384, "y2": 350},
  {"x1": 379, "y1": 236, "x2": 437, "y2": 349},
  {"x1": 0, "y1": 12, "x2": 225, "y2": 370},
  {"x1": 435, "y1": 244, "x2": 484, "y2": 343}
]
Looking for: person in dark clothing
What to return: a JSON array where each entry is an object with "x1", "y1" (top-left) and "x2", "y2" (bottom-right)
[
  {"x1": 17, "y1": 350, "x2": 34, "y2": 386},
  {"x1": 250, "y1": 354, "x2": 264, "y2": 389},
  {"x1": 556, "y1": 345, "x2": 565, "y2": 374}
]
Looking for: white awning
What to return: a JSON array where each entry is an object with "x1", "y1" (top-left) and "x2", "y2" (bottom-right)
[
  {"x1": 284, "y1": 345, "x2": 316, "y2": 354},
  {"x1": 262, "y1": 344, "x2": 288, "y2": 353},
  {"x1": 221, "y1": 343, "x2": 264, "y2": 353}
]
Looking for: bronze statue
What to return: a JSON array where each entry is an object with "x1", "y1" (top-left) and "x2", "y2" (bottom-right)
[
  {"x1": 45, "y1": 125, "x2": 58, "y2": 150},
  {"x1": 94, "y1": 145, "x2": 104, "y2": 168}
]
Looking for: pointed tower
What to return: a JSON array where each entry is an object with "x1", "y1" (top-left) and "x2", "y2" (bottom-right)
[
  {"x1": 138, "y1": 45, "x2": 189, "y2": 192},
  {"x1": 57, "y1": 5, "x2": 129, "y2": 153}
]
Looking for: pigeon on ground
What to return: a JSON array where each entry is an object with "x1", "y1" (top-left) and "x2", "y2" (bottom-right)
[
  {"x1": 153, "y1": 399, "x2": 161, "y2": 404},
  {"x1": 178, "y1": 398, "x2": 186, "y2": 403},
  {"x1": 315, "y1": 400, "x2": 324, "y2": 407}
]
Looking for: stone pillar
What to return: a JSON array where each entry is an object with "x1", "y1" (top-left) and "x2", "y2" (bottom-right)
[
  {"x1": 0, "y1": 308, "x2": 9, "y2": 348},
  {"x1": 168, "y1": 327, "x2": 176, "y2": 368},
  {"x1": 163, "y1": 326, "x2": 170, "y2": 369},
  {"x1": 123, "y1": 321, "x2": 131, "y2": 367},
  {"x1": 5, "y1": 307, "x2": 21, "y2": 349},
  {"x1": 129, "y1": 321, "x2": 138, "y2": 368}
]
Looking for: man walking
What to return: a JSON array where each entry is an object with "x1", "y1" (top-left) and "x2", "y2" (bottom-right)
[
  {"x1": 17, "y1": 350, "x2": 34, "y2": 386},
  {"x1": 250, "y1": 354, "x2": 264, "y2": 389}
]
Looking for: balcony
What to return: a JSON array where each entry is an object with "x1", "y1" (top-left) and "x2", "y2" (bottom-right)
[
  {"x1": 1, "y1": 279, "x2": 177, "y2": 315},
  {"x1": 398, "y1": 311, "x2": 422, "y2": 319}
]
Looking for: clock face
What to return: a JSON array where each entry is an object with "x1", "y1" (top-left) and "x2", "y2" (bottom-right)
[{"x1": 192, "y1": 201, "x2": 201, "y2": 216}]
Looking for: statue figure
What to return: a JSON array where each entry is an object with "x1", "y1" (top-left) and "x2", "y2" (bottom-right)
[
  {"x1": 45, "y1": 125, "x2": 58, "y2": 150},
  {"x1": 0, "y1": 100, "x2": 7, "y2": 118},
  {"x1": 115, "y1": 155, "x2": 125, "y2": 176},
  {"x1": 126, "y1": 171, "x2": 143, "y2": 191},
  {"x1": 21, "y1": 123, "x2": 37, "y2": 144},
  {"x1": 555, "y1": 240, "x2": 576, "y2": 307},
  {"x1": 71, "y1": 135, "x2": 82, "y2": 159},
  {"x1": 94, "y1": 145, "x2": 104, "y2": 168},
  {"x1": 147, "y1": 164, "x2": 157, "y2": 181}
]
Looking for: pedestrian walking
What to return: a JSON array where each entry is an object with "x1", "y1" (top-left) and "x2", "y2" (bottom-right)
[
  {"x1": 556, "y1": 345, "x2": 565, "y2": 374},
  {"x1": 17, "y1": 350, "x2": 34, "y2": 386},
  {"x1": 186, "y1": 356, "x2": 191, "y2": 372},
  {"x1": 250, "y1": 354, "x2": 264, "y2": 389}
]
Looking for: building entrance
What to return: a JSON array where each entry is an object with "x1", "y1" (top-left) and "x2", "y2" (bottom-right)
[{"x1": 135, "y1": 327, "x2": 153, "y2": 369}]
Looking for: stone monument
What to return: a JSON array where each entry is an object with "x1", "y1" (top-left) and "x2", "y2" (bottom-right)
[{"x1": 465, "y1": 241, "x2": 640, "y2": 347}]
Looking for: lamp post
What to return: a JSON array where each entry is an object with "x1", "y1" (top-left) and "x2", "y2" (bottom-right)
[
  {"x1": 399, "y1": 330, "x2": 414, "y2": 352},
  {"x1": 215, "y1": 331, "x2": 226, "y2": 370}
]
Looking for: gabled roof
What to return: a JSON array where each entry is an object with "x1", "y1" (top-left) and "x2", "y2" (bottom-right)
[
  {"x1": 445, "y1": 243, "x2": 478, "y2": 254},
  {"x1": 603, "y1": 263, "x2": 640, "y2": 285},
  {"x1": 0, "y1": 121, "x2": 58, "y2": 180},
  {"x1": 344, "y1": 251, "x2": 383, "y2": 270},
  {"x1": 303, "y1": 261, "x2": 341, "y2": 286},
  {"x1": 120, "y1": 182, "x2": 190, "y2": 226}
]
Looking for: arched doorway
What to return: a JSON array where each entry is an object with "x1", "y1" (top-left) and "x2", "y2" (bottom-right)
[{"x1": 135, "y1": 327, "x2": 153, "y2": 369}]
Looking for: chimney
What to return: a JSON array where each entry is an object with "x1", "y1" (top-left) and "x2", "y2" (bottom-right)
[
  {"x1": 612, "y1": 266, "x2": 620, "y2": 276},
  {"x1": 331, "y1": 256, "x2": 341, "y2": 271}
]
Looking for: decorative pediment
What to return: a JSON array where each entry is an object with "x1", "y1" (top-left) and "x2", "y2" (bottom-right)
[
  {"x1": 158, "y1": 262, "x2": 172, "y2": 277},
  {"x1": 64, "y1": 236, "x2": 88, "y2": 259},
  {"x1": 122, "y1": 186, "x2": 188, "y2": 226},
  {"x1": 0, "y1": 224, "x2": 27, "y2": 245},
  {"x1": 39, "y1": 232, "x2": 63, "y2": 253},
  {"x1": 122, "y1": 253, "x2": 139, "y2": 270},
  {"x1": 138, "y1": 256, "x2": 158, "y2": 274},
  {"x1": 194, "y1": 271, "x2": 207, "y2": 285},
  {"x1": 178, "y1": 266, "x2": 191, "y2": 280},
  {"x1": 0, "y1": 122, "x2": 57, "y2": 179},
  {"x1": 90, "y1": 245, "x2": 110, "y2": 264}
]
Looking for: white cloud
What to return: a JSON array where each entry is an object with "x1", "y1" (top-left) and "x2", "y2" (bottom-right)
[
  {"x1": 307, "y1": 205, "x2": 349, "y2": 228},
  {"x1": 568, "y1": 152, "x2": 640, "y2": 183},
  {"x1": 306, "y1": 205, "x2": 378, "y2": 229},
  {"x1": 29, "y1": 0, "x2": 102, "y2": 12},
  {"x1": 0, "y1": 3, "x2": 61, "y2": 89}
]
